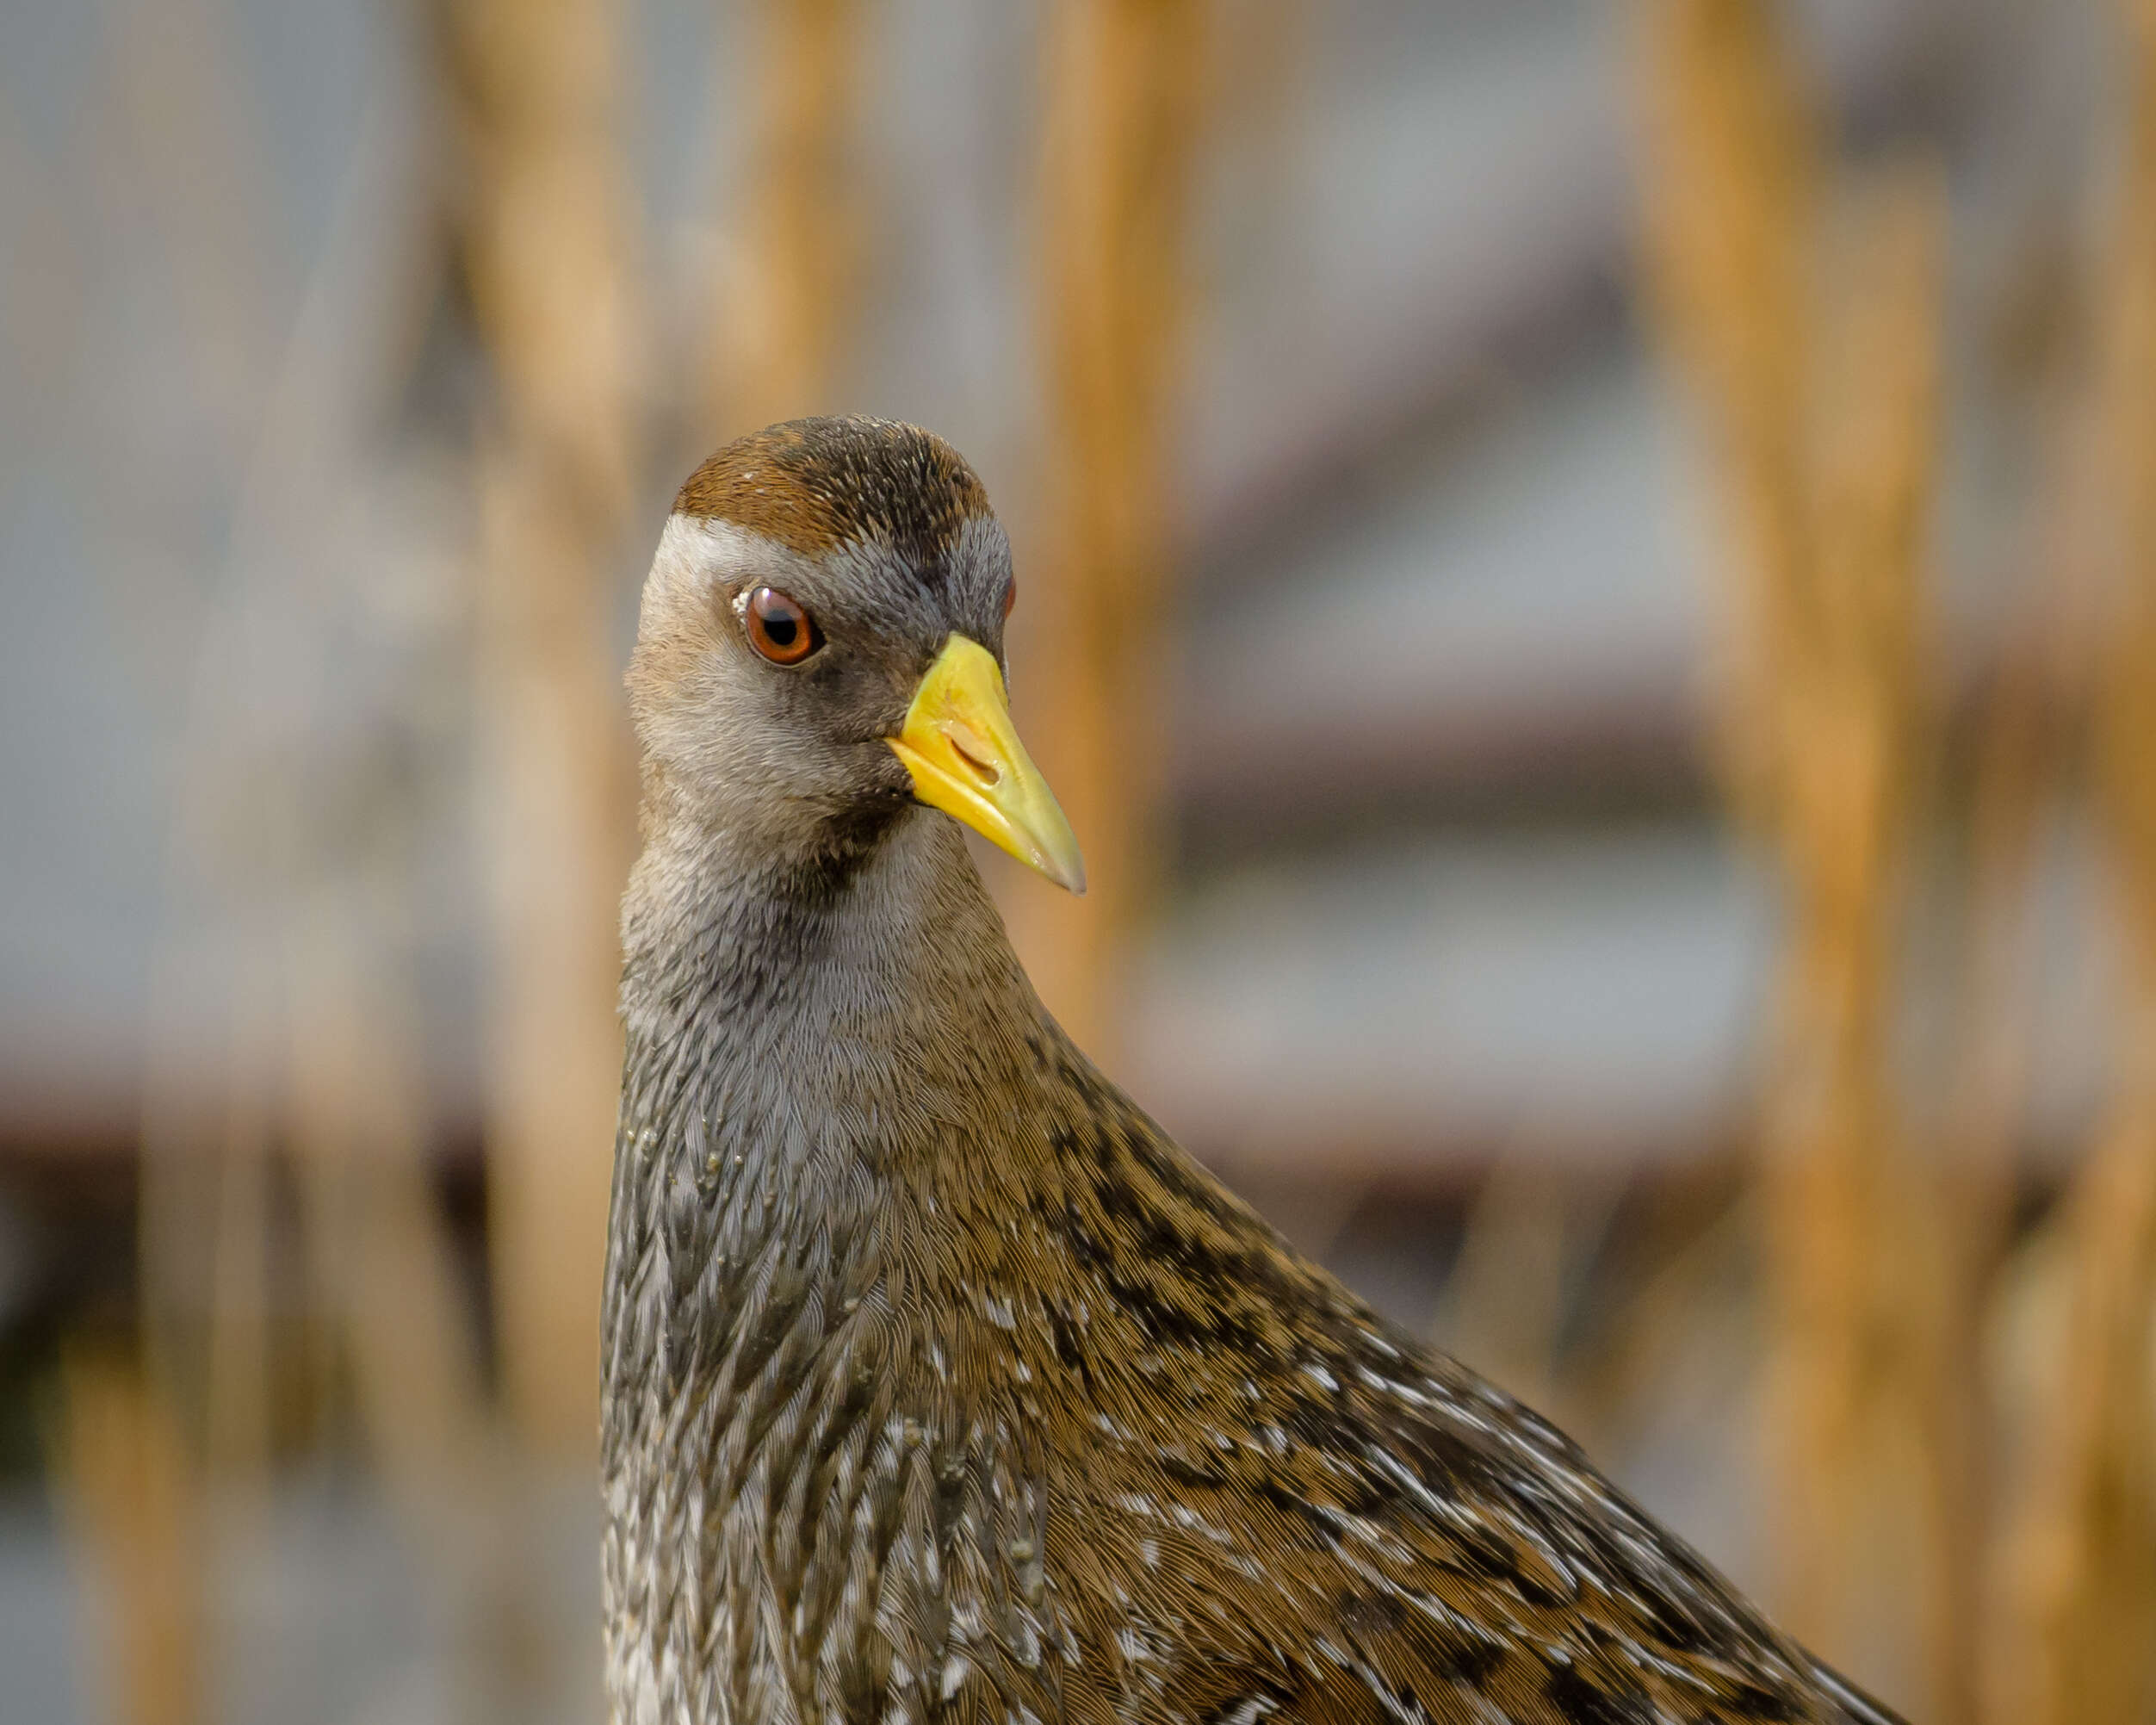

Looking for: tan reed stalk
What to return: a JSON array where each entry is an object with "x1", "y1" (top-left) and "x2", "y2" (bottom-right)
[
  {"x1": 202, "y1": 1013, "x2": 274, "y2": 1481},
  {"x1": 1635, "y1": 0, "x2": 1818, "y2": 835},
  {"x1": 282, "y1": 920, "x2": 487, "y2": 1490},
  {"x1": 1932, "y1": 611, "x2": 2050, "y2": 1725},
  {"x1": 711, "y1": 0, "x2": 864, "y2": 434},
  {"x1": 1012, "y1": 0, "x2": 1210, "y2": 1058},
  {"x1": 279, "y1": 917, "x2": 516, "y2": 1705},
  {"x1": 1639, "y1": 1, "x2": 1952, "y2": 1694},
  {"x1": 1775, "y1": 168, "x2": 1948, "y2": 1703},
  {"x1": 443, "y1": 0, "x2": 642, "y2": 1459},
  {"x1": 2004, "y1": 4, "x2": 2156, "y2": 1716},
  {"x1": 1638, "y1": 0, "x2": 1832, "y2": 1631},
  {"x1": 116, "y1": 0, "x2": 286, "y2": 1468},
  {"x1": 108, "y1": 0, "x2": 278, "y2": 429},
  {"x1": 1937, "y1": 252, "x2": 2097, "y2": 1725},
  {"x1": 49, "y1": 1352, "x2": 205, "y2": 1725}
]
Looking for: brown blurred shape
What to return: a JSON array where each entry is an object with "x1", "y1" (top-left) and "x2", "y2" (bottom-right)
[
  {"x1": 1639, "y1": 1, "x2": 1955, "y2": 1705},
  {"x1": 1014, "y1": 0, "x2": 1211, "y2": 1058},
  {"x1": 711, "y1": 0, "x2": 865, "y2": 434},
  {"x1": 442, "y1": 0, "x2": 642, "y2": 1460},
  {"x1": 51, "y1": 1354, "x2": 205, "y2": 1725},
  {"x1": 1775, "y1": 166, "x2": 1949, "y2": 1710},
  {"x1": 2003, "y1": 2, "x2": 2156, "y2": 1716}
]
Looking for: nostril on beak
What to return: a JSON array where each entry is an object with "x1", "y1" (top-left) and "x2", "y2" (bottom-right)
[{"x1": 950, "y1": 735, "x2": 1001, "y2": 786}]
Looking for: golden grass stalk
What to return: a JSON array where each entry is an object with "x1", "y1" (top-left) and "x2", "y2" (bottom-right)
[
  {"x1": 443, "y1": 0, "x2": 642, "y2": 1459},
  {"x1": 1639, "y1": 1, "x2": 1952, "y2": 1697},
  {"x1": 2000, "y1": 5, "x2": 2156, "y2": 1716},
  {"x1": 1933, "y1": 602, "x2": 2052, "y2": 1725},
  {"x1": 1937, "y1": 234, "x2": 2096, "y2": 1725},
  {"x1": 1635, "y1": 0, "x2": 1818, "y2": 834},
  {"x1": 202, "y1": 1037, "x2": 273, "y2": 1481},
  {"x1": 137, "y1": 951, "x2": 279, "y2": 1479},
  {"x1": 118, "y1": 0, "x2": 288, "y2": 1478},
  {"x1": 280, "y1": 921, "x2": 511, "y2": 1703},
  {"x1": 1012, "y1": 0, "x2": 1211, "y2": 1058},
  {"x1": 1775, "y1": 166, "x2": 1948, "y2": 1702},
  {"x1": 282, "y1": 921, "x2": 486, "y2": 1489},
  {"x1": 49, "y1": 1352, "x2": 204, "y2": 1725},
  {"x1": 712, "y1": 0, "x2": 864, "y2": 433}
]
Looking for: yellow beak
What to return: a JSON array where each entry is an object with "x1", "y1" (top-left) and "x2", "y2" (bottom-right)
[{"x1": 887, "y1": 636, "x2": 1086, "y2": 894}]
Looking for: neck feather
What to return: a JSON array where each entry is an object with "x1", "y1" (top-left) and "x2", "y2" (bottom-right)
[{"x1": 604, "y1": 806, "x2": 1045, "y2": 1381}]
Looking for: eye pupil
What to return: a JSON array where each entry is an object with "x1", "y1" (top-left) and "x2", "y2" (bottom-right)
[{"x1": 744, "y1": 586, "x2": 820, "y2": 664}]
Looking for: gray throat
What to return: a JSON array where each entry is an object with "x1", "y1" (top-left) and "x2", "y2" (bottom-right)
[{"x1": 599, "y1": 808, "x2": 1050, "y2": 1721}]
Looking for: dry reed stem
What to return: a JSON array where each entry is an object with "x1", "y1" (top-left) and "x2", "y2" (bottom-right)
[
  {"x1": 1635, "y1": 0, "x2": 1818, "y2": 834},
  {"x1": 1939, "y1": 253, "x2": 2097, "y2": 1725},
  {"x1": 280, "y1": 917, "x2": 516, "y2": 1706},
  {"x1": 1013, "y1": 0, "x2": 1210, "y2": 1058},
  {"x1": 107, "y1": 0, "x2": 280, "y2": 432},
  {"x1": 203, "y1": 1011, "x2": 274, "y2": 1481},
  {"x1": 2004, "y1": 4, "x2": 2156, "y2": 1716},
  {"x1": 282, "y1": 921, "x2": 487, "y2": 1487},
  {"x1": 1933, "y1": 624, "x2": 2051, "y2": 1725},
  {"x1": 126, "y1": 0, "x2": 493, "y2": 1478},
  {"x1": 712, "y1": 0, "x2": 864, "y2": 433},
  {"x1": 114, "y1": 0, "x2": 286, "y2": 1470},
  {"x1": 1769, "y1": 167, "x2": 1948, "y2": 1702},
  {"x1": 444, "y1": 0, "x2": 641, "y2": 1458},
  {"x1": 49, "y1": 1353, "x2": 205, "y2": 1725},
  {"x1": 98, "y1": 0, "x2": 506, "y2": 1700},
  {"x1": 137, "y1": 945, "x2": 272, "y2": 1467},
  {"x1": 2004, "y1": 1107, "x2": 2156, "y2": 1725},
  {"x1": 1639, "y1": 1, "x2": 1952, "y2": 1694}
]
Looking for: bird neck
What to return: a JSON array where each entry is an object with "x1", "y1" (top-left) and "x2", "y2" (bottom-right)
[
  {"x1": 616, "y1": 803, "x2": 1040, "y2": 1139},
  {"x1": 606, "y1": 804, "x2": 1049, "y2": 1361},
  {"x1": 603, "y1": 806, "x2": 1084, "y2": 1721}
]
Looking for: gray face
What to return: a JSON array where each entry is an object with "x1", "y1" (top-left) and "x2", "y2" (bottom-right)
[{"x1": 627, "y1": 510, "x2": 1019, "y2": 864}]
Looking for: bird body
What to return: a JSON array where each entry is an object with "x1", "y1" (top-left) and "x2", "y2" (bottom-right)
[{"x1": 602, "y1": 419, "x2": 1902, "y2": 1725}]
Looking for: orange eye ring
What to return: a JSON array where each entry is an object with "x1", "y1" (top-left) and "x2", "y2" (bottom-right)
[
  {"x1": 1002, "y1": 577, "x2": 1017, "y2": 620},
  {"x1": 743, "y1": 586, "x2": 821, "y2": 664}
]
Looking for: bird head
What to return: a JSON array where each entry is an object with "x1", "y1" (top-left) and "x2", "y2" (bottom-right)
[{"x1": 627, "y1": 416, "x2": 1085, "y2": 893}]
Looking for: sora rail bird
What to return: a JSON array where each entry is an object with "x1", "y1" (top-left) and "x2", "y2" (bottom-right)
[{"x1": 602, "y1": 417, "x2": 1903, "y2": 1725}]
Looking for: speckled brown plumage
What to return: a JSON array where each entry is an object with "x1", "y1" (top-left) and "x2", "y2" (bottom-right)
[{"x1": 603, "y1": 419, "x2": 1904, "y2": 1725}]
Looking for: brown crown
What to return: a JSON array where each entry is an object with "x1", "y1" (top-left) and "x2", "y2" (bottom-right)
[{"x1": 673, "y1": 416, "x2": 991, "y2": 565}]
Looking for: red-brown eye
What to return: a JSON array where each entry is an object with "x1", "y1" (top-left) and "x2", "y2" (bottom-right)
[
  {"x1": 743, "y1": 586, "x2": 821, "y2": 664},
  {"x1": 1002, "y1": 577, "x2": 1017, "y2": 620}
]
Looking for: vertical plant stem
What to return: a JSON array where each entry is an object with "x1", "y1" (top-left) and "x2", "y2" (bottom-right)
[
  {"x1": 1941, "y1": 294, "x2": 2091, "y2": 1725},
  {"x1": 51, "y1": 1354, "x2": 205, "y2": 1725},
  {"x1": 444, "y1": 0, "x2": 642, "y2": 1459},
  {"x1": 1015, "y1": 0, "x2": 1210, "y2": 1058},
  {"x1": 282, "y1": 918, "x2": 487, "y2": 1489},
  {"x1": 2008, "y1": 4, "x2": 2156, "y2": 1716},
  {"x1": 1639, "y1": 1, "x2": 1951, "y2": 1691},
  {"x1": 1636, "y1": 0, "x2": 1818, "y2": 831},
  {"x1": 712, "y1": 0, "x2": 864, "y2": 433},
  {"x1": 199, "y1": 966, "x2": 282, "y2": 1485},
  {"x1": 1769, "y1": 166, "x2": 1945, "y2": 1690}
]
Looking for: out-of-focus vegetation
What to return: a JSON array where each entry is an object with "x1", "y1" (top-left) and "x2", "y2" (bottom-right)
[{"x1": 1, "y1": 2, "x2": 2153, "y2": 1722}]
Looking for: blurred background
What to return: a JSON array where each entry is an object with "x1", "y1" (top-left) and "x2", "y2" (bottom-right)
[{"x1": 3, "y1": 0, "x2": 2154, "y2": 1720}]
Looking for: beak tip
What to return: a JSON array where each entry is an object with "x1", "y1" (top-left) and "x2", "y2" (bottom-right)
[
  {"x1": 1036, "y1": 842, "x2": 1086, "y2": 896},
  {"x1": 889, "y1": 636, "x2": 1089, "y2": 897}
]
